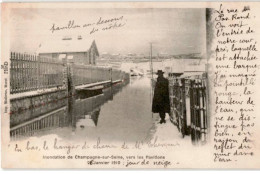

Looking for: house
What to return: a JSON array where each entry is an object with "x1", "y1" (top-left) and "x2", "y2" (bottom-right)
[{"x1": 37, "y1": 36, "x2": 99, "y2": 65}]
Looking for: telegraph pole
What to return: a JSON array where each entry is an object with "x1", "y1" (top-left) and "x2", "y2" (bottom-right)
[
  {"x1": 150, "y1": 42, "x2": 154, "y2": 118},
  {"x1": 150, "y1": 43, "x2": 153, "y2": 81}
]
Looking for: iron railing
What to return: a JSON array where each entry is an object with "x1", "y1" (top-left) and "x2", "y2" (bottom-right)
[
  {"x1": 169, "y1": 73, "x2": 208, "y2": 144},
  {"x1": 10, "y1": 52, "x2": 64, "y2": 94}
]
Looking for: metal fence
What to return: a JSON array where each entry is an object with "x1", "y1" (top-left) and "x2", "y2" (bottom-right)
[
  {"x1": 72, "y1": 64, "x2": 112, "y2": 86},
  {"x1": 72, "y1": 65, "x2": 127, "y2": 86},
  {"x1": 112, "y1": 69, "x2": 123, "y2": 82},
  {"x1": 169, "y1": 73, "x2": 208, "y2": 144},
  {"x1": 10, "y1": 52, "x2": 64, "y2": 94},
  {"x1": 10, "y1": 52, "x2": 129, "y2": 94},
  {"x1": 170, "y1": 78, "x2": 188, "y2": 137},
  {"x1": 190, "y1": 77, "x2": 208, "y2": 144}
]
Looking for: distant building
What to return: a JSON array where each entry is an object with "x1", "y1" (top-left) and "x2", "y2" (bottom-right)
[{"x1": 37, "y1": 36, "x2": 99, "y2": 65}]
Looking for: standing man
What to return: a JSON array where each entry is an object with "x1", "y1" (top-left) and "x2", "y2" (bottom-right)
[{"x1": 152, "y1": 70, "x2": 170, "y2": 124}]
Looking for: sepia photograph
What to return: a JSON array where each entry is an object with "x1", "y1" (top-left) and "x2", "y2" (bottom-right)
[
  {"x1": 8, "y1": 7, "x2": 208, "y2": 144},
  {"x1": 1, "y1": 2, "x2": 259, "y2": 169}
]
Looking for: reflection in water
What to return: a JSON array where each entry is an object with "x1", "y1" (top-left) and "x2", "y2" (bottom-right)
[
  {"x1": 10, "y1": 107, "x2": 67, "y2": 140},
  {"x1": 10, "y1": 82, "x2": 126, "y2": 140},
  {"x1": 77, "y1": 108, "x2": 100, "y2": 128},
  {"x1": 11, "y1": 77, "x2": 155, "y2": 143}
]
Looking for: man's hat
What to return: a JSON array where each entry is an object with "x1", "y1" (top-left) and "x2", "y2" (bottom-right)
[{"x1": 156, "y1": 70, "x2": 164, "y2": 75}]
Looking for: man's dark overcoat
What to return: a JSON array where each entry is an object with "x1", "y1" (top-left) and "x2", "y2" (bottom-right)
[{"x1": 152, "y1": 76, "x2": 170, "y2": 114}]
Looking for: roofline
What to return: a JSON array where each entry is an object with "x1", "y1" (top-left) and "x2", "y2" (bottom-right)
[
  {"x1": 92, "y1": 40, "x2": 100, "y2": 57},
  {"x1": 38, "y1": 39, "x2": 99, "y2": 55},
  {"x1": 39, "y1": 51, "x2": 89, "y2": 54}
]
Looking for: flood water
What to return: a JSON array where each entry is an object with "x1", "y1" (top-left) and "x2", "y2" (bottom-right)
[
  {"x1": 14, "y1": 76, "x2": 158, "y2": 143},
  {"x1": 71, "y1": 76, "x2": 155, "y2": 142}
]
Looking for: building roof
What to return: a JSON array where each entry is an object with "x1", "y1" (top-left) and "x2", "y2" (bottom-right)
[{"x1": 37, "y1": 38, "x2": 96, "y2": 54}]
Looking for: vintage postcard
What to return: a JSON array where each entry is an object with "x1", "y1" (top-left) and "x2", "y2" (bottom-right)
[{"x1": 1, "y1": 2, "x2": 260, "y2": 169}]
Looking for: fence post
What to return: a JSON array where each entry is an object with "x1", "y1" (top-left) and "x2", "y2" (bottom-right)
[
  {"x1": 200, "y1": 77, "x2": 208, "y2": 144},
  {"x1": 37, "y1": 56, "x2": 42, "y2": 89},
  {"x1": 110, "y1": 68, "x2": 112, "y2": 84},
  {"x1": 181, "y1": 78, "x2": 188, "y2": 136},
  {"x1": 190, "y1": 80, "x2": 196, "y2": 144},
  {"x1": 66, "y1": 60, "x2": 76, "y2": 127},
  {"x1": 10, "y1": 52, "x2": 13, "y2": 94}
]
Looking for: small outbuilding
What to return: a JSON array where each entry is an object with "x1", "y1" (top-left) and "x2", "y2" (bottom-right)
[{"x1": 38, "y1": 36, "x2": 99, "y2": 65}]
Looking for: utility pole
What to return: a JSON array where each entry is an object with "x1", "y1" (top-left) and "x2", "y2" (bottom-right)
[
  {"x1": 150, "y1": 42, "x2": 154, "y2": 118},
  {"x1": 150, "y1": 43, "x2": 153, "y2": 81}
]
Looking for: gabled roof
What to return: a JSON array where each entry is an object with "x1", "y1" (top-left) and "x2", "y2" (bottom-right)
[{"x1": 37, "y1": 38, "x2": 96, "y2": 54}]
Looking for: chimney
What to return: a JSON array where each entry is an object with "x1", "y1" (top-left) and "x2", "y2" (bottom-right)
[{"x1": 62, "y1": 36, "x2": 72, "y2": 40}]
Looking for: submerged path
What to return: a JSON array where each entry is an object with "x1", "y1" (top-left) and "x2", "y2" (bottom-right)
[{"x1": 24, "y1": 76, "x2": 183, "y2": 144}]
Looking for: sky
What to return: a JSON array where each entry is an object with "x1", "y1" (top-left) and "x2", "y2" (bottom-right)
[{"x1": 10, "y1": 8, "x2": 206, "y2": 56}]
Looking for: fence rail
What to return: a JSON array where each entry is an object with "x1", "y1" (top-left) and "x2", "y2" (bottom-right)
[
  {"x1": 72, "y1": 64, "x2": 112, "y2": 86},
  {"x1": 10, "y1": 52, "x2": 130, "y2": 95},
  {"x1": 112, "y1": 69, "x2": 123, "y2": 82},
  {"x1": 72, "y1": 64, "x2": 128, "y2": 87},
  {"x1": 10, "y1": 52, "x2": 64, "y2": 94},
  {"x1": 169, "y1": 73, "x2": 208, "y2": 144}
]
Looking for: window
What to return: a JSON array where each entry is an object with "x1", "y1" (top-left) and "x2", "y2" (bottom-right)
[
  {"x1": 67, "y1": 55, "x2": 73, "y2": 60},
  {"x1": 58, "y1": 54, "x2": 66, "y2": 60}
]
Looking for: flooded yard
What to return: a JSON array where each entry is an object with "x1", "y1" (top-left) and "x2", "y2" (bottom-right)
[
  {"x1": 70, "y1": 76, "x2": 155, "y2": 142},
  {"x1": 13, "y1": 77, "x2": 165, "y2": 143}
]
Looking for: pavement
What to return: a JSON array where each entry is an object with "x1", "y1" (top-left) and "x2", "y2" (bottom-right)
[{"x1": 150, "y1": 113, "x2": 191, "y2": 144}]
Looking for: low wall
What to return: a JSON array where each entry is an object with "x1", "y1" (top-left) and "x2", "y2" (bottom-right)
[{"x1": 10, "y1": 90, "x2": 67, "y2": 127}]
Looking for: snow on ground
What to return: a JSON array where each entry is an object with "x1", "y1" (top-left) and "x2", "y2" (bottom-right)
[
  {"x1": 150, "y1": 113, "x2": 191, "y2": 144},
  {"x1": 148, "y1": 113, "x2": 212, "y2": 168}
]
